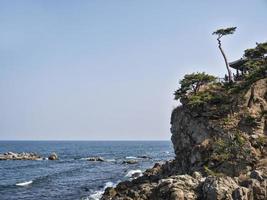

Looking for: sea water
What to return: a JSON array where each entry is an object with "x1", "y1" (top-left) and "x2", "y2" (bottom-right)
[{"x1": 0, "y1": 141, "x2": 174, "y2": 200}]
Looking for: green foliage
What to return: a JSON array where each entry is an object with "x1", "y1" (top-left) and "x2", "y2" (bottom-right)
[
  {"x1": 220, "y1": 42, "x2": 267, "y2": 95},
  {"x1": 243, "y1": 42, "x2": 267, "y2": 72},
  {"x1": 244, "y1": 42, "x2": 267, "y2": 59},
  {"x1": 226, "y1": 65, "x2": 267, "y2": 95},
  {"x1": 222, "y1": 117, "x2": 232, "y2": 125},
  {"x1": 211, "y1": 133, "x2": 251, "y2": 164},
  {"x1": 187, "y1": 90, "x2": 227, "y2": 107},
  {"x1": 212, "y1": 27, "x2": 237, "y2": 38},
  {"x1": 174, "y1": 72, "x2": 216, "y2": 101},
  {"x1": 242, "y1": 114, "x2": 259, "y2": 127}
]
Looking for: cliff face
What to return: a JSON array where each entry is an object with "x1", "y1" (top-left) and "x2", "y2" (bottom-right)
[
  {"x1": 170, "y1": 106, "x2": 217, "y2": 174},
  {"x1": 101, "y1": 78, "x2": 267, "y2": 200},
  {"x1": 171, "y1": 78, "x2": 267, "y2": 176}
]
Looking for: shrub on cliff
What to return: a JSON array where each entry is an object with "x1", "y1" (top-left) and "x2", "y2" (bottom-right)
[
  {"x1": 174, "y1": 72, "x2": 216, "y2": 101},
  {"x1": 209, "y1": 132, "x2": 255, "y2": 175}
]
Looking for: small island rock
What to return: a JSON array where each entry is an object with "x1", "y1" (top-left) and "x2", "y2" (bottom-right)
[
  {"x1": 0, "y1": 152, "x2": 42, "y2": 160},
  {"x1": 48, "y1": 152, "x2": 58, "y2": 160}
]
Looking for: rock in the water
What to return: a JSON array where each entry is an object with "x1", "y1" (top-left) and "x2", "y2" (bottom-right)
[
  {"x1": 122, "y1": 160, "x2": 138, "y2": 164},
  {"x1": 87, "y1": 157, "x2": 105, "y2": 162},
  {"x1": 137, "y1": 155, "x2": 152, "y2": 159},
  {"x1": 0, "y1": 152, "x2": 42, "y2": 160},
  {"x1": 48, "y1": 152, "x2": 58, "y2": 160}
]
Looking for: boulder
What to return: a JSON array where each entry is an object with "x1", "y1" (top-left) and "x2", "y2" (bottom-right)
[
  {"x1": 250, "y1": 170, "x2": 264, "y2": 181},
  {"x1": 233, "y1": 187, "x2": 252, "y2": 200},
  {"x1": 202, "y1": 176, "x2": 239, "y2": 200},
  {"x1": 48, "y1": 152, "x2": 58, "y2": 160}
]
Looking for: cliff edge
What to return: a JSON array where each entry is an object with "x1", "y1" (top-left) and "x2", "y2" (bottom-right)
[{"x1": 101, "y1": 43, "x2": 267, "y2": 200}]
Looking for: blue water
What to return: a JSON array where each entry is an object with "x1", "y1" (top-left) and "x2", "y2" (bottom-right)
[{"x1": 0, "y1": 141, "x2": 174, "y2": 200}]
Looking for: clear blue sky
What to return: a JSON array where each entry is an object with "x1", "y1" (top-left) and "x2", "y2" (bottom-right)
[{"x1": 0, "y1": 1, "x2": 266, "y2": 140}]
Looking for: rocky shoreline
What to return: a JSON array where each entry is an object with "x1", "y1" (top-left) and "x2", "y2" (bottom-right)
[
  {"x1": 100, "y1": 77, "x2": 267, "y2": 200},
  {"x1": 101, "y1": 159, "x2": 267, "y2": 200}
]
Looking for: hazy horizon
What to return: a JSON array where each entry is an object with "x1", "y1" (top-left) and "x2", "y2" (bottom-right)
[{"x1": 1, "y1": 1, "x2": 267, "y2": 140}]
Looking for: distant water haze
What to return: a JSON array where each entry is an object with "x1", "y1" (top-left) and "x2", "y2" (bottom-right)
[{"x1": 0, "y1": 1, "x2": 266, "y2": 140}]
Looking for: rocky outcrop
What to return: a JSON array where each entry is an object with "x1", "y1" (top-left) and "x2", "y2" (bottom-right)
[
  {"x1": 101, "y1": 167, "x2": 267, "y2": 200},
  {"x1": 48, "y1": 152, "x2": 58, "y2": 160},
  {"x1": 170, "y1": 106, "x2": 217, "y2": 174},
  {"x1": 101, "y1": 78, "x2": 267, "y2": 200},
  {"x1": 0, "y1": 152, "x2": 59, "y2": 161},
  {"x1": 0, "y1": 152, "x2": 42, "y2": 160}
]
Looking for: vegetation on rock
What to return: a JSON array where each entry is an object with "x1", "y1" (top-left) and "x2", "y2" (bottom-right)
[{"x1": 174, "y1": 72, "x2": 216, "y2": 101}]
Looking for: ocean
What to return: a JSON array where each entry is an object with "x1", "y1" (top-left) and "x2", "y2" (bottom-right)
[{"x1": 0, "y1": 141, "x2": 174, "y2": 200}]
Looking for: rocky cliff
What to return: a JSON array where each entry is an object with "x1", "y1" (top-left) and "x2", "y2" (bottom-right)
[
  {"x1": 171, "y1": 78, "x2": 267, "y2": 177},
  {"x1": 100, "y1": 76, "x2": 267, "y2": 200}
]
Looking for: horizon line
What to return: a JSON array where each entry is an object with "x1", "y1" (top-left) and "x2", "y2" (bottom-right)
[{"x1": 0, "y1": 139, "x2": 170, "y2": 142}]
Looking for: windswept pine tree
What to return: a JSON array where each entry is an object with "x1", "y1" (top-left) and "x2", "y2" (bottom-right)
[{"x1": 213, "y1": 27, "x2": 237, "y2": 82}]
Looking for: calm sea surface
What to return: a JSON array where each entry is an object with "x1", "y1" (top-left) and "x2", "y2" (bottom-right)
[{"x1": 0, "y1": 141, "x2": 174, "y2": 200}]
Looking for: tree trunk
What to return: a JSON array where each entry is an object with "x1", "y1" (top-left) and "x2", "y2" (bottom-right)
[
  {"x1": 217, "y1": 38, "x2": 232, "y2": 82},
  {"x1": 247, "y1": 84, "x2": 255, "y2": 108}
]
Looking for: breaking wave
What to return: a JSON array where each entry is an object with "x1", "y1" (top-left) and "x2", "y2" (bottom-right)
[{"x1": 15, "y1": 180, "x2": 33, "y2": 186}]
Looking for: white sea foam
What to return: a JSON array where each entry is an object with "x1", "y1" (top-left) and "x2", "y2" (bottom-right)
[
  {"x1": 106, "y1": 159, "x2": 116, "y2": 162},
  {"x1": 125, "y1": 169, "x2": 142, "y2": 178},
  {"x1": 87, "y1": 191, "x2": 103, "y2": 200},
  {"x1": 80, "y1": 157, "x2": 89, "y2": 161},
  {"x1": 15, "y1": 180, "x2": 33, "y2": 186},
  {"x1": 125, "y1": 156, "x2": 137, "y2": 159},
  {"x1": 87, "y1": 181, "x2": 116, "y2": 200}
]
